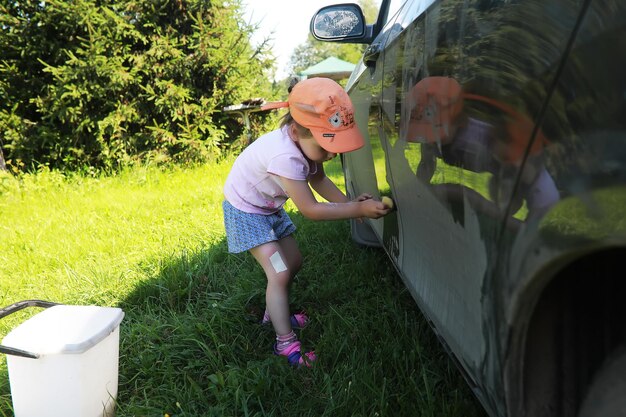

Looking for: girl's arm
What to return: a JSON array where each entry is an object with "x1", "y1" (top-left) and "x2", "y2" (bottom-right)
[
  {"x1": 307, "y1": 163, "x2": 350, "y2": 203},
  {"x1": 280, "y1": 175, "x2": 389, "y2": 221}
]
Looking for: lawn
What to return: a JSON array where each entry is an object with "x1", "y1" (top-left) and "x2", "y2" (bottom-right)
[{"x1": 0, "y1": 158, "x2": 485, "y2": 417}]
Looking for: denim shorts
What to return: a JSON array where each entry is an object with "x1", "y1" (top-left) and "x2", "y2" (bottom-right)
[{"x1": 222, "y1": 200, "x2": 297, "y2": 253}]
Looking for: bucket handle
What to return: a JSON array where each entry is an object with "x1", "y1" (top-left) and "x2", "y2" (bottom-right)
[{"x1": 0, "y1": 300, "x2": 60, "y2": 359}]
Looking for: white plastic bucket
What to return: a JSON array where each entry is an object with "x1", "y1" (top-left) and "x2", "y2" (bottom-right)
[{"x1": 1, "y1": 303, "x2": 124, "y2": 417}]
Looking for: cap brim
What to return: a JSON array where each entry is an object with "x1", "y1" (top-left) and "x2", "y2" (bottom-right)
[{"x1": 310, "y1": 125, "x2": 365, "y2": 153}]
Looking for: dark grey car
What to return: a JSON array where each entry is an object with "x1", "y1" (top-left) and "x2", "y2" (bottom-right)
[{"x1": 311, "y1": 1, "x2": 626, "y2": 416}]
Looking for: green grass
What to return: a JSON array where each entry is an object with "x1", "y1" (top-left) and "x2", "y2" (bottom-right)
[
  {"x1": 539, "y1": 185, "x2": 626, "y2": 241},
  {"x1": 0, "y1": 159, "x2": 485, "y2": 417}
]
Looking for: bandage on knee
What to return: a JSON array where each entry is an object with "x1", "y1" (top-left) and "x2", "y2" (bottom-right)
[{"x1": 269, "y1": 251, "x2": 287, "y2": 273}]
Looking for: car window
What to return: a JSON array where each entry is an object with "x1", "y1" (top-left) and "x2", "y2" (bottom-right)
[
  {"x1": 377, "y1": 0, "x2": 414, "y2": 45},
  {"x1": 395, "y1": 0, "x2": 434, "y2": 28},
  {"x1": 386, "y1": 0, "x2": 410, "y2": 25}
]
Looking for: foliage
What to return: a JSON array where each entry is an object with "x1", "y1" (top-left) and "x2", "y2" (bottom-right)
[
  {"x1": 0, "y1": 0, "x2": 274, "y2": 172},
  {"x1": 288, "y1": 36, "x2": 365, "y2": 78}
]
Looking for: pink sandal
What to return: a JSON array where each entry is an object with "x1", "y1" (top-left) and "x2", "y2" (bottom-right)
[{"x1": 274, "y1": 340, "x2": 317, "y2": 367}]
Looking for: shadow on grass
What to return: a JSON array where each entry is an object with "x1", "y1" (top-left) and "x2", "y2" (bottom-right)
[
  {"x1": 0, "y1": 214, "x2": 486, "y2": 417},
  {"x1": 114, "y1": 213, "x2": 486, "y2": 417}
]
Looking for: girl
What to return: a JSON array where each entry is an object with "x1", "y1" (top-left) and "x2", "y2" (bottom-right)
[{"x1": 222, "y1": 77, "x2": 390, "y2": 367}]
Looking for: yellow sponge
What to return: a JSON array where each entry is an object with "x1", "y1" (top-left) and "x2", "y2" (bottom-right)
[{"x1": 381, "y1": 196, "x2": 394, "y2": 209}]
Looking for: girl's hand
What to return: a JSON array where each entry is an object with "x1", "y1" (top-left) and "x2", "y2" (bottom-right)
[
  {"x1": 353, "y1": 193, "x2": 373, "y2": 222},
  {"x1": 359, "y1": 198, "x2": 391, "y2": 219},
  {"x1": 353, "y1": 193, "x2": 373, "y2": 202}
]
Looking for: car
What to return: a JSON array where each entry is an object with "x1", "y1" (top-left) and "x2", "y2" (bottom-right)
[{"x1": 310, "y1": 1, "x2": 626, "y2": 416}]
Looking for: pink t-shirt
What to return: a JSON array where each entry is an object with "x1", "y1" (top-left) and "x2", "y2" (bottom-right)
[{"x1": 223, "y1": 127, "x2": 318, "y2": 214}]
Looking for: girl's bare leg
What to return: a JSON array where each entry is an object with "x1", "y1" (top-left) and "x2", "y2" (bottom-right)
[{"x1": 249, "y1": 235, "x2": 302, "y2": 336}]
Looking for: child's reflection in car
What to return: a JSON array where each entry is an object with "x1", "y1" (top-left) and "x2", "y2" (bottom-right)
[{"x1": 404, "y1": 76, "x2": 560, "y2": 223}]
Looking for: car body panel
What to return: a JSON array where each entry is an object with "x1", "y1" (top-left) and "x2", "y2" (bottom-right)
[{"x1": 313, "y1": 0, "x2": 626, "y2": 415}]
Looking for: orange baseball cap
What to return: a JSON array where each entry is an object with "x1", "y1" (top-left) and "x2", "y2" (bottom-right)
[
  {"x1": 261, "y1": 78, "x2": 364, "y2": 153},
  {"x1": 407, "y1": 77, "x2": 463, "y2": 143}
]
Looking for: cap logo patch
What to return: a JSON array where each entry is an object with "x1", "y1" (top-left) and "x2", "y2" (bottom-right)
[
  {"x1": 327, "y1": 106, "x2": 355, "y2": 129},
  {"x1": 328, "y1": 112, "x2": 342, "y2": 128}
]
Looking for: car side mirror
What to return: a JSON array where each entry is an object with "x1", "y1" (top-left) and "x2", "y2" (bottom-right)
[{"x1": 310, "y1": 4, "x2": 374, "y2": 44}]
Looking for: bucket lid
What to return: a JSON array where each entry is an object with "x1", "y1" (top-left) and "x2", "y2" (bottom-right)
[{"x1": 1, "y1": 305, "x2": 124, "y2": 355}]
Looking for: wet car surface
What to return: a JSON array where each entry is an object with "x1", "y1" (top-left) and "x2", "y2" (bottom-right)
[{"x1": 311, "y1": 1, "x2": 626, "y2": 416}]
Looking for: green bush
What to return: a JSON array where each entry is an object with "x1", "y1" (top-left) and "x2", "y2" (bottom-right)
[{"x1": 0, "y1": 0, "x2": 275, "y2": 172}]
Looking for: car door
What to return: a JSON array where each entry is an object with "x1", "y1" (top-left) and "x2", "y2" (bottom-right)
[
  {"x1": 376, "y1": 0, "x2": 592, "y2": 414},
  {"x1": 322, "y1": 1, "x2": 626, "y2": 415},
  {"x1": 376, "y1": 0, "x2": 490, "y2": 394}
]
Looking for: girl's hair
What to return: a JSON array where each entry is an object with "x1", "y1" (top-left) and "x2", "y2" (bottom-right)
[{"x1": 280, "y1": 77, "x2": 312, "y2": 139}]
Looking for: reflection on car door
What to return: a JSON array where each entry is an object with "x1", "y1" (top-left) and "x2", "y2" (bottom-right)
[
  {"x1": 375, "y1": 0, "x2": 592, "y2": 414},
  {"x1": 332, "y1": 0, "x2": 626, "y2": 415},
  {"x1": 378, "y1": 0, "x2": 489, "y2": 394}
]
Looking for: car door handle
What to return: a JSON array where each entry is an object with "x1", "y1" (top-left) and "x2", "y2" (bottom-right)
[{"x1": 363, "y1": 42, "x2": 382, "y2": 66}]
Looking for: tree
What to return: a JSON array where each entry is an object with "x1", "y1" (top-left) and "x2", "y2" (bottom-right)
[{"x1": 0, "y1": 0, "x2": 275, "y2": 172}]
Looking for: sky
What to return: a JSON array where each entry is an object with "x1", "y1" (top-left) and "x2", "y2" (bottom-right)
[{"x1": 241, "y1": 1, "x2": 357, "y2": 80}]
